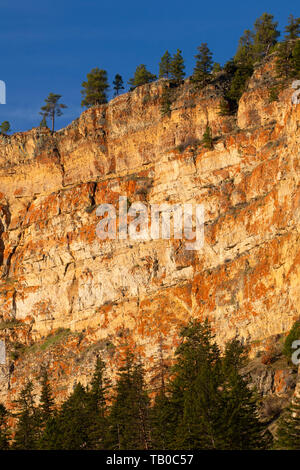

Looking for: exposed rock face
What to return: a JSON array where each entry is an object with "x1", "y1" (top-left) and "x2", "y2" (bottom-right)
[{"x1": 0, "y1": 58, "x2": 300, "y2": 405}]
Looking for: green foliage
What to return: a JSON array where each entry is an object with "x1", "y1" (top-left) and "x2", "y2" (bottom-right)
[
  {"x1": 234, "y1": 29, "x2": 254, "y2": 67},
  {"x1": 108, "y1": 352, "x2": 151, "y2": 450},
  {"x1": 253, "y1": 12, "x2": 280, "y2": 60},
  {"x1": 0, "y1": 121, "x2": 11, "y2": 135},
  {"x1": 163, "y1": 320, "x2": 270, "y2": 450},
  {"x1": 113, "y1": 74, "x2": 124, "y2": 96},
  {"x1": 3, "y1": 319, "x2": 277, "y2": 450},
  {"x1": 39, "y1": 368, "x2": 55, "y2": 425},
  {"x1": 284, "y1": 14, "x2": 300, "y2": 40},
  {"x1": 159, "y1": 50, "x2": 172, "y2": 79},
  {"x1": 282, "y1": 320, "x2": 300, "y2": 364},
  {"x1": 276, "y1": 41, "x2": 294, "y2": 79},
  {"x1": 40, "y1": 93, "x2": 67, "y2": 132},
  {"x1": 128, "y1": 65, "x2": 156, "y2": 90},
  {"x1": 202, "y1": 125, "x2": 213, "y2": 149},
  {"x1": 275, "y1": 395, "x2": 300, "y2": 449},
  {"x1": 227, "y1": 64, "x2": 253, "y2": 103},
  {"x1": 191, "y1": 43, "x2": 213, "y2": 87},
  {"x1": 81, "y1": 68, "x2": 109, "y2": 107},
  {"x1": 170, "y1": 49, "x2": 185, "y2": 84},
  {"x1": 12, "y1": 381, "x2": 40, "y2": 450}
]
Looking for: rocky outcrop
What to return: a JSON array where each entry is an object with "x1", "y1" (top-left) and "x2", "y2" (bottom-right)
[{"x1": 0, "y1": 57, "x2": 299, "y2": 406}]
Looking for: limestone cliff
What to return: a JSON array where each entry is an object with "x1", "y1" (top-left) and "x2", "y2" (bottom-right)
[{"x1": 0, "y1": 56, "x2": 299, "y2": 408}]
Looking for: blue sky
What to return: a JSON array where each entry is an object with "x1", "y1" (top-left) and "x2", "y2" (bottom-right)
[{"x1": 0, "y1": 0, "x2": 298, "y2": 132}]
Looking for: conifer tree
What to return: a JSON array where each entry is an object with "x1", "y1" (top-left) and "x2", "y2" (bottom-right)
[
  {"x1": 276, "y1": 41, "x2": 294, "y2": 79},
  {"x1": 81, "y1": 68, "x2": 109, "y2": 107},
  {"x1": 192, "y1": 43, "x2": 213, "y2": 87},
  {"x1": 220, "y1": 339, "x2": 272, "y2": 450},
  {"x1": 284, "y1": 14, "x2": 300, "y2": 40},
  {"x1": 150, "y1": 390, "x2": 177, "y2": 449},
  {"x1": 39, "y1": 368, "x2": 55, "y2": 425},
  {"x1": 87, "y1": 356, "x2": 110, "y2": 449},
  {"x1": 170, "y1": 49, "x2": 185, "y2": 84},
  {"x1": 113, "y1": 74, "x2": 124, "y2": 96},
  {"x1": 40, "y1": 93, "x2": 67, "y2": 132},
  {"x1": 12, "y1": 380, "x2": 40, "y2": 450},
  {"x1": 234, "y1": 30, "x2": 254, "y2": 66},
  {"x1": 253, "y1": 13, "x2": 280, "y2": 59},
  {"x1": 42, "y1": 382, "x2": 91, "y2": 450},
  {"x1": 275, "y1": 394, "x2": 300, "y2": 449},
  {"x1": 108, "y1": 352, "x2": 151, "y2": 450},
  {"x1": 227, "y1": 64, "x2": 253, "y2": 103},
  {"x1": 159, "y1": 51, "x2": 172, "y2": 79},
  {"x1": 169, "y1": 319, "x2": 223, "y2": 449},
  {"x1": 128, "y1": 65, "x2": 157, "y2": 91}
]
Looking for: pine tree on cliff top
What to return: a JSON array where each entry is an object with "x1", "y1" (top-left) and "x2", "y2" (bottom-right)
[
  {"x1": 159, "y1": 50, "x2": 172, "y2": 79},
  {"x1": 234, "y1": 29, "x2": 254, "y2": 67},
  {"x1": 113, "y1": 74, "x2": 124, "y2": 96},
  {"x1": 81, "y1": 68, "x2": 109, "y2": 107},
  {"x1": 40, "y1": 93, "x2": 67, "y2": 132},
  {"x1": 170, "y1": 49, "x2": 185, "y2": 83},
  {"x1": 128, "y1": 64, "x2": 156, "y2": 90},
  {"x1": 284, "y1": 14, "x2": 300, "y2": 40},
  {"x1": 192, "y1": 43, "x2": 213, "y2": 87},
  {"x1": 253, "y1": 12, "x2": 280, "y2": 59}
]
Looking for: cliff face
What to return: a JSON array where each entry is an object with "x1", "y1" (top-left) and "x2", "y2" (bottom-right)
[{"x1": 0, "y1": 58, "x2": 300, "y2": 405}]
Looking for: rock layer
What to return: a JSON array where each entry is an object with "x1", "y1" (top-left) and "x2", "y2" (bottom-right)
[{"x1": 0, "y1": 58, "x2": 299, "y2": 404}]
